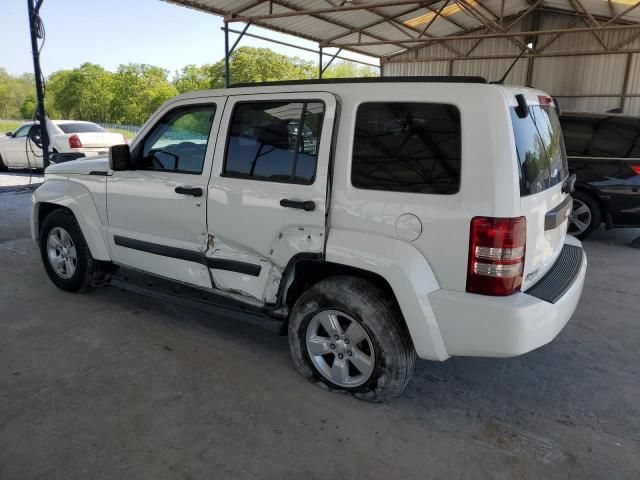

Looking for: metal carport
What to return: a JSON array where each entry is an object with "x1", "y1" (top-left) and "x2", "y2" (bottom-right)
[{"x1": 166, "y1": 0, "x2": 640, "y2": 113}]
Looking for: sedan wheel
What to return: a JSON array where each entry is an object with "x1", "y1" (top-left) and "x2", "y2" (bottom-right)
[{"x1": 568, "y1": 198, "x2": 592, "y2": 236}]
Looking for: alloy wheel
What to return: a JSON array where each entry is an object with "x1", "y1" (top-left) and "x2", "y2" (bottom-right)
[
  {"x1": 568, "y1": 198, "x2": 592, "y2": 236},
  {"x1": 47, "y1": 227, "x2": 78, "y2": 279},
  {"x1": 305, "y1": 309, "x2": 376, "y2": 388}
]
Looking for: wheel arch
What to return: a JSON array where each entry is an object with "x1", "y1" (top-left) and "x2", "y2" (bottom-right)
[
  {"x1": 280, "y1": 229, "x2": 449, "y2": 361},
  {"x1": 31, "y1": 179, "x2": 111, "y2": 261}
]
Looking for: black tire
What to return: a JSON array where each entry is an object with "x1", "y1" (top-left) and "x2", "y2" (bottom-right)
[
  {"x1": 569, "y1": 190, "x2": 601, "y2": 240},
  {"x1": 0, "y1": 153, "x2": 7, "y2": 172},
  {"x1": 288, "y1": 276, "x2": 416, "y2": 402},
  {"x1": 39, "y1": 209, "x2": 95, "y2": 292}
]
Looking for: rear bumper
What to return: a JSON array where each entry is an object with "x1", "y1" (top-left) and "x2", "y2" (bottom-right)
[{"x1": 428, "y1": 236, "x2": 587, "y2": 358}]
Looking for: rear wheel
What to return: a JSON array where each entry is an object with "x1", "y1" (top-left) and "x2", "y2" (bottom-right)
[
  {"x1": 568, "y1": 191, "x2": 601, "y2": 240},
  {"x1": 39, "y1": 209, "x2": 95, "y2": 292},
  {"x1": 288, "y1": 276, "x2": 415, "y2": 402}
]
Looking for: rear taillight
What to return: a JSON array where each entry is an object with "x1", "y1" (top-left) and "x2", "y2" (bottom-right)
[
  {"x1": 466, "y1": 216, "x2": 526, "y2": 296},
  {"x1": 68, "y1": 134, "x2": 82, "y2": 149},
  {"x1": 629, "y1": 164, "x2": 640, "y2": 175}
]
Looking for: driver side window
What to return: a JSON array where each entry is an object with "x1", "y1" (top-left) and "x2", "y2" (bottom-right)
[
  {"x1": 139, "y1": 105, "x2": 216, "y2": 174},
  {"x1": 13, "y1": 124, "x2": 32, "y2": 138}
]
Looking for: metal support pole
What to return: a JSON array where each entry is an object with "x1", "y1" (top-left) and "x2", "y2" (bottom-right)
[
  {"x1": 319, "y1": 46, "x2": 323, "y2": 79},
  {"x1": 321, "y1": 48, "x2": 342, "y2": 75},
  {"x1": 27, "y1": 0, "x2": 50, "y2": 168},
  {"x1": 224, "y1": 21, "x2": 230, "y2": 88},
  {"x1": 229, "y1": 22, "x2": 251, "y2": 55}
]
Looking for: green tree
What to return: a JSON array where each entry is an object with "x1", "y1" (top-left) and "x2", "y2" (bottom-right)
[
  {"x1": 0, "y1": 68, "x2": 35, "y2": 118},
  {"x1": 110, "y1": 64, "x2": 177, "y2": 124}
]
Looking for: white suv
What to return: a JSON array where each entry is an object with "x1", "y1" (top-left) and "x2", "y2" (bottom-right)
[{"x1": 31, "y1": 77, "x2": 587, "y2": 402}]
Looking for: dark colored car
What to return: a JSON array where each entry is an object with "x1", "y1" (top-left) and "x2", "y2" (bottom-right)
[{"x1": 560, "y1": 112, "x2": 640, "y2": 239}]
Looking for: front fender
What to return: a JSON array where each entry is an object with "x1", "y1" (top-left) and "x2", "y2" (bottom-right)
[
  {"x1": 326, "y1": 229, "x2": 448, "y2": 361},
  {"x1": 31, "y1": 179, "x2": 111, "y2": 261}
]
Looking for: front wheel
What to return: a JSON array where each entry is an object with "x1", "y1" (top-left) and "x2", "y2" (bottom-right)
[
  {"x1": 0, "y1": 153, "x2": 7, "y2": 171},
  {"x1": 39, "y1": 209, "x2": 96, "y2": 292},
  {"x1": 288, "y1": 276, "x2": 416, "y2": 402}
]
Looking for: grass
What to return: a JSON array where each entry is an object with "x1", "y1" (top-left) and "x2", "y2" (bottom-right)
[
  {"x1": 106, "y1": 128, "x2": 137, "y2": 140},
  {"x1": 0, "y1": 120, "x2": 27, "y2": 134}
]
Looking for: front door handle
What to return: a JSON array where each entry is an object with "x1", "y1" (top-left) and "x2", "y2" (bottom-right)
[
  {"x1": 175, "y1": 186, "x2": 203, "y2": 197},
  {"x1": 280, "y1": 199, "x2": 316, "y2": 211}
]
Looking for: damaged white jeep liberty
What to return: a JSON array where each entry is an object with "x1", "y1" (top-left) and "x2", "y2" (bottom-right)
[{"x1": 32, "y1": 77, "x2": 586, "y2": 402}]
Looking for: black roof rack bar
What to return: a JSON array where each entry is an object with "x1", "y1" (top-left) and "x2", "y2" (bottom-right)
[{"x1": 229, "y1": 76, "x2": 487, "y2": 88}]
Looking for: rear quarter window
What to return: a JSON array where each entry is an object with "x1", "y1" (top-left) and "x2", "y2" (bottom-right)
[{"x1": 351, "y1": 102, "x2": 461, "y2": 194}]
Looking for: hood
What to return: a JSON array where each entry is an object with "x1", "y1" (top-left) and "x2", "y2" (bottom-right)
[{"x1": 46, "y1": 156, "x2": 110, "y2": 175}]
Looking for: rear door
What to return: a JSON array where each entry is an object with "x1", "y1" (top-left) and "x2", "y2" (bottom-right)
[
  {"x1": 206, "y1": 92, "x2": 336, "y2": 303},
  {"x1": 510, "y1": 97, "x2": 571, "y2": 290}
]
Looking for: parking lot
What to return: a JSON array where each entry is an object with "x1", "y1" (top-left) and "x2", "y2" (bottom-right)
[{"x1": 1, "y1": 176, "x2": 638, "y2": 480}]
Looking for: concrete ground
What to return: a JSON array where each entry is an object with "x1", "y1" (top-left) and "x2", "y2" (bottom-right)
[{"x1": 1, "y1": 181, "x2": 639, "y2": 480}]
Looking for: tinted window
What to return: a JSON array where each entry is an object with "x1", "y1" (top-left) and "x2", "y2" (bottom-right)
[
  {"x1": 511, "y1": 105, "x2": 568, "y2": 196},
  {"x1": 58, "y1": 122, "x2": 106, "y2": 133},
  {"x1": 13, "y1": 124, "x2": 33, "y2": 138},
  {"x1": 561, "y1": 115, "x2": 640, "y2": 159},
  {"x1": 224, "y1": 101, "x2": 324, "y2": 184},
  {"x1": 139, "y1": 105, "x2": 215, "y2": 174},
  {"x1": 351, "y1": 102, "x2": 461, "y2": 194}
]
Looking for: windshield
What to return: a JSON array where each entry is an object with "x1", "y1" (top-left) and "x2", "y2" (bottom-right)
[
  {"x1": 57, "y1": 122, "x2": 106, "y2": 134},
  {"x1": 511, "y1": 104, "x2": 568, "y2": 196}
]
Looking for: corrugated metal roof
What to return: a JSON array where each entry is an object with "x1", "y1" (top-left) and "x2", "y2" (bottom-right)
[{"x1": 165, "y1": 0, "x2": 640, "y2": 59}]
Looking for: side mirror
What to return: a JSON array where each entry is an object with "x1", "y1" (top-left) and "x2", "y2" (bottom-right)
[
  {"x1": 6, "y1": 131, "x2": 13, "y2": 137},
  {"x1": 109, "y1": 144, "x2": 132, "y2": 171}
]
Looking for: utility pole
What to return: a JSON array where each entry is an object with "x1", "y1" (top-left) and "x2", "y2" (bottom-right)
[{"x1": 27, "y1": 0, "x2": 50, "y2": 168}]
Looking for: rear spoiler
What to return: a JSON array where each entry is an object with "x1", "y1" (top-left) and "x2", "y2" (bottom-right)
[{"x1": 514, "y1": 94, "x2": 561, "y2": 119}]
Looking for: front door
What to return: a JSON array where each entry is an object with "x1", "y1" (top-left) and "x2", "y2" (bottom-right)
[
  {"x1": 107, "y1": 98, "x2": 225, "y2": 288},
  {"x1": 206, "y1": 92, "x2": 337, "y2": 303},
  {"x1": 4, "y1": 124, "x2": 39, "y2": 168}
]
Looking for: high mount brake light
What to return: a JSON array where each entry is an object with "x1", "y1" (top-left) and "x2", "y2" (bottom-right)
[
  {"x1": 466, "y1": 217, "x2": 526, "y2": 296},
  {"x1": 538, "y1": 95, "x2": 553, "y2": 105}
]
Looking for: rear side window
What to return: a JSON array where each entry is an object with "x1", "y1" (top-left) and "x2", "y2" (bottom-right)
[
  {"x1": 511, "y1": 105, "x2": 568, "y2": 196},
  {"x1": 352, "y1": 102, "x2": 461, "y2": 194},
  {"x1": 224, "y1": 101, "x2": 325, "y2": 184},
  {"x1": 561, "y1": 115, "x2": 640, "y2": 159},
  {"x1": 58, "y1": 122, "x2": 106, "y2": 133}
]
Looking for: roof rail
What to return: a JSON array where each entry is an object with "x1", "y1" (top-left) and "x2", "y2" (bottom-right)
[{"x1": 229, "y1": 76, "x2": 487, "y2": 88}]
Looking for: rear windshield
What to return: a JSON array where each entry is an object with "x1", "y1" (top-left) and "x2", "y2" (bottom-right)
[
  {"x1": 510, "y1": 105, "x2": 568, "y2": 196},
  {"x1": 57, "y1": 122, "x2": 106, "y2": 134}
]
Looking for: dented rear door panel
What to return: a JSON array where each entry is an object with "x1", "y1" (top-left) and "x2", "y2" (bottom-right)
[{"x1": 205, "y1": 92, "x2": 337, "y2": 303}]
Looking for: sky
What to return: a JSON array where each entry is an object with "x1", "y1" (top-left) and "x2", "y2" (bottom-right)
[{"x1": 0, "y1": 0, "x2": 378, "y2": 77}]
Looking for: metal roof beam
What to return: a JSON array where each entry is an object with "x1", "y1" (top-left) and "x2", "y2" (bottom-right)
[
  {"x1": 384, "y1": 47, "x2": 640, "y2": 62},
  {"x1": 325, "y1": 22, "x2": 640, "y2": 47},
  {"x1": 224, "y1": 1, "x2": 433, "y2": 21},
  {"x1": 264, "y1": 0, "x2": 416, "y2": 52}
]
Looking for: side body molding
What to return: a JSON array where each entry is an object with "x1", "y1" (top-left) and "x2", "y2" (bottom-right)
[
  {"x1": 325, "y1": 229, "x2": 449, "y2": 361},
  {"x1": 31, "y1": 179, "x2": 112, "y2": 261}
]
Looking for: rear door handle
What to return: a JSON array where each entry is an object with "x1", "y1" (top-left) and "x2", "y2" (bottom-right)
[
  {"x1": 280, "y1": 199, "x2": 316, "y2": 211},
  {"x1": 175, "y1": 186, "x2": 203, "y2": 197}
]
